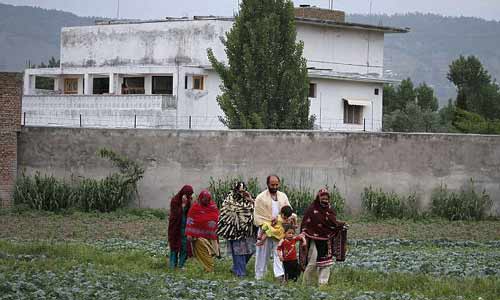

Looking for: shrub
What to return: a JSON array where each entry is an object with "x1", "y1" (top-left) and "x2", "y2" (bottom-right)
[
  {"x1": 13, "y1": 149, "x2": 144, "y2": 213},
  {"x1": 431, "y1": 179, "x2": 492, "y2": 221},
  {"x1": 14, "y1": 172, "x2": 75, "y2": 211},
  {"x1": 361, "y1": 187, "x2": 420, "y2": 219}
]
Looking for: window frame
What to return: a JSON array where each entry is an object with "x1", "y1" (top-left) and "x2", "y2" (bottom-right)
[
  {"x1": 309, "y1": 83, "x2": 317, "y2": 98},
  {"x1": 152, "y1": 76, "x2": 174, "y2": 95},
  {"x1": 63, "y1": 78, "x2": 79, "y2": 95},
  {"x1": 343, "y1": 100, "x2": 363, "y2": 125},
  {"x1": 192, "y1": 75, "x2": 205, "y2": 90}
]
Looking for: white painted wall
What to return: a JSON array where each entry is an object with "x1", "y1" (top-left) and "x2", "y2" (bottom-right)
[
  {"x1": 60, "y1": 20, "x2": 385, "y2": 77},
  {"x1": 297, "y1": 23, "x2": 384, "y2": 76},
  {"x1": 61, "y1": 20, "x2": 232, "y2": 68},
  {"x1": 309, "y1": 78, "x2": 383, "y2": 131}
]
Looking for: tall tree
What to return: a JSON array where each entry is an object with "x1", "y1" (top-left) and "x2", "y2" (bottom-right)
[
  {"x1": 447, "y1": 55, "x2": 497, "y2": 116},
  {"x1": 207, "y1": 0, "x2": 313, "y2": 129},
  {"x1": 416, "y1": 82, "x2": 439, "y2": 112}
]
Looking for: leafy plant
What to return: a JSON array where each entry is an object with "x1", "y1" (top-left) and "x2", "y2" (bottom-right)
[
  {"x1": 431, "y1": 179, "x2": 493, "y2": 221},
  {"x1": 361, "y1": 187, "x2": 420, "y2": 219},
  {"x1": 14, "y1": 172, "x2": 75, "y2": 211},
  {"x1": 13, "y1": 149, "x2": 144, "y2": 213}
]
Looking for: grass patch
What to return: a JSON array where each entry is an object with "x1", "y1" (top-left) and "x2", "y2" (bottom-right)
[{"x1": 0, "y1": 240, "x2": 498, "y2": 300}]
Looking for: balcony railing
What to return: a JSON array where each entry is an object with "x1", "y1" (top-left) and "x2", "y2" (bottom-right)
[{"x1": 22, "y1": 94, "x2": 177, "y2": 110}]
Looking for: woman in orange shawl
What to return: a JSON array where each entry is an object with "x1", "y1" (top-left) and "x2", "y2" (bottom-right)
[{"x1": 186, "y1": 190, "x2": 220, "y2": 272}]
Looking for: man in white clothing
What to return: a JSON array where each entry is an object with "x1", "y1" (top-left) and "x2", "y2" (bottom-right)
[{"x1": 253, "y1": 175, "x2": 291, "y2": 280}]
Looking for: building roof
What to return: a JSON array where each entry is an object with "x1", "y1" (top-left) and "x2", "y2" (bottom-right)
[
  {"x1": 308, "y1": 69, "x2": 400, "y2": 84},
  {"x1": 90, "y1": 16, "x2": 408, "y2": 34}
]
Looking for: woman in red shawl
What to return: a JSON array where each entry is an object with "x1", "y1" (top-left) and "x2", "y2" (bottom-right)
[
  {"x1": 186, "y1": 190, "x2": 220, "y2": 272},
  {"x1": 300, "y1": 188, "x2": 348, "y2": 286},
  {"x1": 168, "y1": 185, "x2": 194, "y2": 269}
]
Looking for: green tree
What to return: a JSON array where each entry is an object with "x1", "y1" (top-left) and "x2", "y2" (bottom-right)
[
  {"x1": 447, "y1": 55, "x2": 500, "y2": 119},
  {"x1": 382, "y1": 84, "x2": 397, "y2": 115},
  {"x1": 383, "y1": 102, "x2": 441, "y2": 133},
  {"x1": 207, "y1": 0, "x2": 313, "y2": 129},
  {"x1": 416, "y1": 82, "x2": 439, "y2": 111}
]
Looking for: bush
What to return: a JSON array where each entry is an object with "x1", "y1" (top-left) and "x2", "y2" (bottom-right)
[
  {"x1": 431, "y1": 179, "x2": 492, "y2": 221},
  {"x1": 14, "y1": 172, "x2": 75, "y2": 211},
  {"x1": 13, "y1": 149, "x2": 144, "y2": 213},
  {"x1": 361, "y1": 187, "x2": 420, "y2": 219},
  {"x1": 208, "y1": 176, "x2": 260, "y2": 208}
]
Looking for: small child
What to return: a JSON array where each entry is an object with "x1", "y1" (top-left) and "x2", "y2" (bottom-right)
[
  {"x1": 277, "y1": 224, "x2": 307, "y2": 282},
  {"x1": 256, "y1": 205, "x2": 297, "y2": 246}
]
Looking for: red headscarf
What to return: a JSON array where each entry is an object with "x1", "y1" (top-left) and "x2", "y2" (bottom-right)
[
  {"x1": 186, "y1": 190, "x2": 220, "y2": 240},
  {"x1": 168, "y1": 185, "x2": 193, "y2": 252},
  {"x1": 301, "y1": 188, "x2": 345, "y2": 240}
]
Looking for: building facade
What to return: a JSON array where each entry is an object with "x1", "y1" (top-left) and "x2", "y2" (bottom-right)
[{"x1": 22, "y1": 7, "x2": 407, "y2": 131}]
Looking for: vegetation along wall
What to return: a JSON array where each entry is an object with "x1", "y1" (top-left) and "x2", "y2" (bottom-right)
[{"x1": 17, "y1": 127, "x2": 500, "y2": 214}]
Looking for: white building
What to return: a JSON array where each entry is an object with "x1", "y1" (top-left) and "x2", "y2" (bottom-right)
[{"x1": 22, "y1": 7, "x2": 407, "y2": 131}]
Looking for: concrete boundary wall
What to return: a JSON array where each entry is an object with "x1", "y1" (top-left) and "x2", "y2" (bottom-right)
[{"x1": 18, "y1": 127, "x2": 500, "y2": 214}]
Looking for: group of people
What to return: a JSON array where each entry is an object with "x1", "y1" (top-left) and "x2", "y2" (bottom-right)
[{"x1": 167, "y1": 175, "x2": 348, "y2": 286}]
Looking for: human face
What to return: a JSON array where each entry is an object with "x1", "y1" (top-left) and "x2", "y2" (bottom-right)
[
  {"x1": 267, "y1": 176, "x2": 280, "y2": 194},
  {"x1": 319, "y1": 194, "x2": 330, "y2": 206},
  {"x1": 200, "y1": 195, "x2": 210, "y2": 206},
  {"x1": 285, "y1": 229, "x2": 295, "y2": 240}
]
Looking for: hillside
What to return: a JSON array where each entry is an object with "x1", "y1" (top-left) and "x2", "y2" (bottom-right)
[
  {"x1": 1, "y1": 3, "x2": 500, "y2": 105},
  {"x1": 349, "y1": 13, "x2": 500, "y2": 105},
  {"x1": 0, "y1": 3, "x2": 94, "y2": 71}
]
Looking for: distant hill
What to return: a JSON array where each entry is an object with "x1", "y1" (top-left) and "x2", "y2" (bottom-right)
[
  {"x1": 349, "y1": 13, "x2": 500, "y2": 105},
  {"x1": 0, "y1": 3, "x2": 94, "y2": 71},
  {"x1": 1, "y1": 3, "x2": 500, "y2": 105}
]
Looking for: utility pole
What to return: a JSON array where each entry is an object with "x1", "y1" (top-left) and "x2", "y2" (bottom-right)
[{"x1": 117, "y1": 0, "x2": 120, "y2": 19}]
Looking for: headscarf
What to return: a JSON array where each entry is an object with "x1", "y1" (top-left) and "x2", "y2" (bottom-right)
[
  {"x1": 168, "y1": 185, "x2": 193, "y2": 252},
  {"x1": 186, "y1": 190, "x2": 220, "y2": 240},
  {"x1": 217, "y1": 181, "x2": 255, "y2": 240}
]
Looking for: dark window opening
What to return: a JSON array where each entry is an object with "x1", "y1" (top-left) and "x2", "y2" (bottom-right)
[
  {"x1": 185, "y1": 76, "x2": 188, "y2": 89},
  {"x1": 35, "y1": 76, "x2": 54, "y2": 90},
  {"x1": 152, "y1": 76, "x2": 173, "y2": 95},
  {"x1": 309, "y1": 83, "x2": 317, "y2": 98},
  {"x1": 374, "y1": 88, "x2": 379, "y2": 95},
  {"x1": 122, "y1": 77, "x2": 145, "y2": 94},
  {"x1": 93, "y1": 77, "x2": 109, "y2": 94},
  {"x1": 344, "y1": 100, "x2": 363, "y2": 124}
]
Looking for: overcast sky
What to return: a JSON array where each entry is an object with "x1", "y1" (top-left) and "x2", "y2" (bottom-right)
[{"x1": 2, "y1": 0, "x2": 500, "y2": 21}]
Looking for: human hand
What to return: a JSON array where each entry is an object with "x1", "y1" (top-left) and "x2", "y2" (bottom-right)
[{"x1": 271, "y1": 217, "x2": 277, "y2": 226}]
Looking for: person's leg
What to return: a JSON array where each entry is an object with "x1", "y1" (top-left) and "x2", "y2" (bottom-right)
[
  {"x1": 271, "y1": 239, "x2": 285, "y2": 278},
  {"x1": 255, "y1": 229, "x2": 271, "y2": 280},
  {"x1": 178, "y1": 237, "x2": 188, "y2": 268},
  {"x1": 193, "y1": 239, "x2": 215, "y2": 272},
  {"x1": 302, "y1": 240, "x2": 318, "y2": 285},
  {"x1": 169, "y1": 251, "x2": 178, "y2": 269},
  {"x1": 318, "y1": 266, "x2": 331, "y2": 286},
  {"x1": 287, "y1": 260, "x2": 300, "y2": 282}
]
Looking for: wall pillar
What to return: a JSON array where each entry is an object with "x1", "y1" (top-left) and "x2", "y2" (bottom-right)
[
  {"x1": 109, "y1": 73, "x2": 115, "y2": 94},
  {"x1": 0, "y1": 72, "x2": 22, "y2": 208}
]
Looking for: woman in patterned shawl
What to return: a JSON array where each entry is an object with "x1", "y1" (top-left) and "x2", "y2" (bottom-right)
[
  {"x1": 186, "y1": 190, "x2": 220, "y2": 272},
  {"x1": 300, "y1": 188, "x2": 348, "y2": 287},
  {"x1": 217, "y1": 181, "x2": 256, "y2": 277}
]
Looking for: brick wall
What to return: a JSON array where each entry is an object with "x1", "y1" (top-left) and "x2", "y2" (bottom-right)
[
  {"x1": 0, "y1": 72, "x2": 22, "y2": 207},
  {"x1": 294, "y1": 7, "x2": 345, "y2": 23}
]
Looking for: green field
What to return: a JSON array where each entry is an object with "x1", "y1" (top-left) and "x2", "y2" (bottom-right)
[{"x1": 0, "y1": 210, "x2": 499, "y2": 299}]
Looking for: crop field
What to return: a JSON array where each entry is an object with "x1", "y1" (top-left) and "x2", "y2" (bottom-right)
[{"x1": 0, "y1": 210, "x2": 499, "y2": 300}]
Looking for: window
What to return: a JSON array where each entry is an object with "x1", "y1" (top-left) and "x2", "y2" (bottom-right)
[
  {"x1": 152, "y1": 76, "x2": 173, "y2": 95},
  {"x1": 374, "y1": 88, "x2": 379, "y2": 95},
  {"x1": 309, "y1": 83, "x2": 317, "y2": 98},
  {"x1": 93, "y1": 77, "x2": 109, "y2": 94},
  {"x1": 185, "y1": 76, "x2": 188, "y2": 89},
  {"x1": 35, "y1": 76, "x2": 54, "y2": 90},
  {"x1": 192, "y1": 75, "x2": 205, "y2": 90},
  {"x1": 122, "y1": 77, "x2": 145, "y2": 94},
  {"x1": 344, "y1": 100, "x2": 363, "y2": 124},
  {"x1": 64, "y1": 78, "x2": 78, "y2": 94}
]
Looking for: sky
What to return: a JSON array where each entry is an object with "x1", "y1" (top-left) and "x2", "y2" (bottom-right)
[{"x1": 1, "y1": 0, "x2": 500, "y2": 21}]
